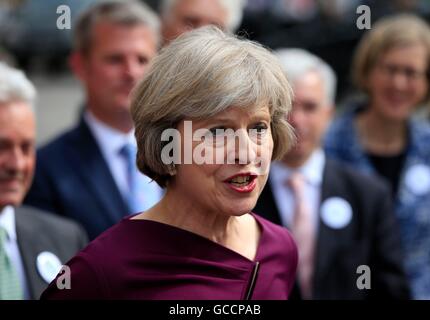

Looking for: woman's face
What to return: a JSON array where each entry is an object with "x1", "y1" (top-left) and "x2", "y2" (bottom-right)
[
  {"x1": 171, "y1": 106, "x2": 274, "y2": 217},
  {"x1": 367, "y1": 44, "x2": 428, "y2": 121}
]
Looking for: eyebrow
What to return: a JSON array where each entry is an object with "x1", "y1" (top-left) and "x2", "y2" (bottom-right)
[
  {"x1": 211, "y1": 110, "x2": 270, "y2": 122},
  {"x1": 0, "y1": 136, "x2": 35, "y2": 143}
]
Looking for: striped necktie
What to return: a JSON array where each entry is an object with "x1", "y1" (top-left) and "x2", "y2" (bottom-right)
[{"x1": 0, "y1": 227, "x2": 23, "y2": 300}]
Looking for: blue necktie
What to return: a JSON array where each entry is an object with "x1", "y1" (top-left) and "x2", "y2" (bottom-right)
[
  {"x1": 119, "y1": 144, "x2": 142, "y2": 214},
  {"x1": 119, "y1": 144, "x2": 164, "y2": 214}
]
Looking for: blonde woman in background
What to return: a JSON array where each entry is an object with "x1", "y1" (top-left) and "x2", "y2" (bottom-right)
[{"x1": 325, "y1": 14, "x2": 430, "y2": 299}]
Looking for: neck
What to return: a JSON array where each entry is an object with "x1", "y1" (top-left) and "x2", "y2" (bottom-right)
[
  {"x1": 144, "y1": 188, "x2": 242, "y2": 245},
  {"x1": 282, "y1": 151, "x2": 313, "y2": 169},
  {"x1": 87, "y1": 105, "x2": 133, "y2": 134},
  {"x1": 357, "y1": 106, "x2": 408, "y2": 154},
  {"x1": 145, "y1": 189, "x2": 247, "y2": 246}
]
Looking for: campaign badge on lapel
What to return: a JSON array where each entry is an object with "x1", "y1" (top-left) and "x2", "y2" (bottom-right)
[
  {"x1": 404, "y1": 164, "x2": 430, "y2": 196},
  {"x1": 36, "y1": 252, "x2": 63, "y2": 283},
  {"x1": 320, "y1": 197, "x2": 353, "y2": 229}
]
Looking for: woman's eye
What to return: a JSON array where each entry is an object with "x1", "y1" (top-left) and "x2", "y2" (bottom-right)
[
  {"x1": 253, "y1": 123, "x2": 268, "y2": 134},
  {"x1": 208, "y1": 127, "x2": 226, "y2": 136}
]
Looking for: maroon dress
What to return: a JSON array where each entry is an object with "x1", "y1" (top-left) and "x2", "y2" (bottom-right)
[{"x1": 40, "y1": 213, "x2": 297, "y2": 300}]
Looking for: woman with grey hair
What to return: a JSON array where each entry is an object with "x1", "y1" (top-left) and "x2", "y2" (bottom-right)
[{"x1": 41, "y1": 26, "x2": 298, "y2": 300}]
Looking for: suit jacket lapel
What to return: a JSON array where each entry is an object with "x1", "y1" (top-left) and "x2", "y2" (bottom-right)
[
  {"x1": 312, "y1": 159, "x2": 343, "y2": 296},
  {"x1": 253, "y1": 182, "x2": 283, "y2": 225},
  {"x1": 71, "y1": 119, "x2": 129, "y2": 223}
]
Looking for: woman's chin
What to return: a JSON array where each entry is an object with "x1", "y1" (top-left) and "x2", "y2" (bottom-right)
[
  {"x1": 377, "y1": 100, "x2": 415, "y2": 121},
  {"x1": 222, "y1": 199, "x2": 257, "y2": 217}
]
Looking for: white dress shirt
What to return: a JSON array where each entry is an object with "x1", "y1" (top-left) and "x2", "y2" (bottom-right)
[
  {"x1": 269, "y1": 149, "x2": 326, "y2": 231},
  {"x1": 0, "y1": 206, "x2": 30, "y2": 299},
  {"x1": 84, "y1": 111, "x2": 163, "y2": 211}
]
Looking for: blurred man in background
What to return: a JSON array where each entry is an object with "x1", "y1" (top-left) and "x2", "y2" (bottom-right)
[
  {"x1": 160, "y1": 0, "x2": 246, "y2": 44},
  {"x1": 0, "y1": 62, "x2": 87, "y2": 300},
  {"x1": 254, "y1": 49, "x2": 410, "y2": 299},
  {"x1": 25, "y1": 0, "x2": 163, "y2": 240}
]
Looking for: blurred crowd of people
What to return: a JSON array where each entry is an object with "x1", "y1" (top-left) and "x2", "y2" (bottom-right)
[{"x1": 1, "y1": 0, "x2": 430, "y2": 300}]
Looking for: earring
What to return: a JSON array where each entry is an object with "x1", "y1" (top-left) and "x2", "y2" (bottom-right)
[{"x1": 168, "y1": 164, "x2": 176, "y2": 176}]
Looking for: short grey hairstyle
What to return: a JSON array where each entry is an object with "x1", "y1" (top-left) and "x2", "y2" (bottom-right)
[
  {"x1": 275, "y1": 48, "x2": 337, "y2": 106},
  {"x1": 160, "y1": 0, "x2": 247, "y2": 33},
  {"x1": 74, "y1": 0, "x2": 161, "y2": 54},
  {"x1": 0, "y1": 62, "x2": 36, "y2": 110},
  {"x1": 131, "y1": 26, "x2": 294, "y2": 188}
]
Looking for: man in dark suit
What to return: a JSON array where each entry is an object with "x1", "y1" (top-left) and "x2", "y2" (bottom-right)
[
  {"x1": 24, "y1": 1, "x2": 163, "y2": 239},
  {"x1": 0, "y1": 62, "x2": 87, "y2": 300},
  {"x1": 253, "y1": 49, "x2": 410, "y2": 299}
]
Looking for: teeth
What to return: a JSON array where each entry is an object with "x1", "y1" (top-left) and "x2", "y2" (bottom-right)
[{"x1": 230, "y1": 176, "x2": 250, "y2": 183}]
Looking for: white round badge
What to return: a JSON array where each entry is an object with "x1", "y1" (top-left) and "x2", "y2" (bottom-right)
[
  {"x1": 36, "y1": 252, "x2": 63, "y2": 283},
  {"x1": 405, "y1": 164, "x2": 430, "y2": 196},
  {"x1": 320, "y1": 197, "x2": 353, "y2": 229}
]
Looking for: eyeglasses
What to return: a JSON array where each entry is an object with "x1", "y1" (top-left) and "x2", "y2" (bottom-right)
[{"x1": 377, "y1": 63, "x2": 428, "y2": 82}]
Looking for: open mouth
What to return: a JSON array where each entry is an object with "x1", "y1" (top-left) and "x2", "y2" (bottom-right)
[
  {"x1": 223, "y1": 173, "x2": 258, "y2": 193},
  {"x1": 0, "y1": 178, "x2": 21, "y2": 186},
  {"x1": 383, "y1": 92, "x2": 409, "y2": 106},
  {"x1": 229, "y1": 175, "x2": 255, "y2": 187}
]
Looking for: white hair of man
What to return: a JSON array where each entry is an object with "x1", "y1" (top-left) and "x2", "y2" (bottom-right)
[
  {"x1": 0, "y1": 62, "x2": 36, "y2": 111},
  {"x1": 160, "y1": 0, "x2": 247, "y2": 32},
  {"x1": 275, "y1": 48, "x2": 337, "y2": 106}
]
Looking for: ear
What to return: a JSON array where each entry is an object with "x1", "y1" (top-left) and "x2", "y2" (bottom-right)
[
  {"x1": 69, "y1": 51, "x2": 87, "y2": 82},
  {"x1": 325, "y1": 104, "x2": 335, "y2": 121},
  {"x1": 322, "y1": 104, "x2": 335, "y2": 132}
]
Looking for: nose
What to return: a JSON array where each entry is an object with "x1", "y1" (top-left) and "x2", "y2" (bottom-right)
[
  {"x1": 4, "y1": 147, "x2": 26, "y2": 173},
  {"x1": 196, "y1": 21, "x2": 209, "y2": 29},
  {"x1": 289, "y1": 108, "x2": 305, "y2": 129},
  {"x1": 124, "y1": 58, "x2": 145, "y2": 81},
  {"x1": 226, "y1": 129, "x2": 258, "y2": 165},
  {"x1": 391, "y1": 70, "x2": 409, "y2": 90}
]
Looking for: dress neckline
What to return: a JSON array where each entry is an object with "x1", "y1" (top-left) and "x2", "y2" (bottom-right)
[{"x1": 123, "y1": 212, "x2": 265, "y2": 264}]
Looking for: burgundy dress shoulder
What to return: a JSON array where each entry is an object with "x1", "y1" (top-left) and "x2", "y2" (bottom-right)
[{"x1": 40, "y1": 213, "x2": 298, "y2": 300}]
